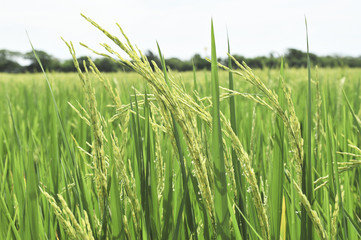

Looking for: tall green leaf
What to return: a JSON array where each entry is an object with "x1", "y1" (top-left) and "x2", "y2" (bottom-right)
[
  {"x1": 301, "y1": 17, "x2": 313, "y2": 240},
  {"x1": 210, "y1": 19, "x2": 230, "y2": 239},
  {"x1": 269, "y1": 57, "x2": 286, "y2": 240},
  {"x1": 227, "y1": 34, "x2": 247, "y2": 240}
]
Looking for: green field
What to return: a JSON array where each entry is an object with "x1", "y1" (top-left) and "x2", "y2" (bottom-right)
[{"x1": 1, "y1": 17, "x2": 361, "y2": 240}]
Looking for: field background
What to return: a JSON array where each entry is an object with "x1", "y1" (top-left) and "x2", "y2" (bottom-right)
[{"x1": 1, "y1": 65, "x2": 361, "y2": 239}]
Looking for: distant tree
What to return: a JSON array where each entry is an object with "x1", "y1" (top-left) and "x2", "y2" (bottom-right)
[
  {"x1": 285, "y1": 48, "x2": 317, "y2": 68},
  {"x1": 165, "y1": 57, "x2": 192, "y2": 71},
  {"x1": 0, "y1": 49, "x2": 22, "y2": 59},
  {"x1": 0, "y1": 49, "x2": 24, "y2": 73},
  {"x1": 24, "y1": 50, "x2": 61, "y2": 72},
  {"x1": 285, "y1": 48, "x2": 306, "y2": 67},
  {"x1": 0, "y1": 59, "x2": 23, "y2": 73},
  {"x1": 192, "y1": 54, "x2": 210, "y2": 70},
  {"x1": 58, "y1": 56, "x2": 132, "y2": 72},
  {"x1": 265, "y1": 53, "x2": 280, "y2": 69},
  {"x1": 344, "y1": 57, "x2": 361, "y2": 68},
  {"x1": 93, "y1": 58, "x2": 121, "y2": 72},
  {"x1": 317, "y1": 56, "x2": 338, "y2": 68},
  {"x1": 2, "y1": 47, "x2": 361, "y2": 73},
  {"x1": 59, "y1": 59, "x2": 76, "y2": 72}
]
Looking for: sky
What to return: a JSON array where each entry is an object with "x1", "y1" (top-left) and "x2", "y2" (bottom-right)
[{"x1": 1, "y1": 0, "x2": 361, "y2": 61}]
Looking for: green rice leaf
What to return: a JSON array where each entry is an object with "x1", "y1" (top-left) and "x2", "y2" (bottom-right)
[
  {"x1": 211, "y1": 19, "x2": 230, "y2": 240},
  {"x1": 301, "y1": 17, "x2": 314, "y2": 240}
]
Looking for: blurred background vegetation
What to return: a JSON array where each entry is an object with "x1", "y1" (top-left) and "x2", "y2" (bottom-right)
[{"x1": 1, "y1": 48, "x2": 361, "y2": 73}]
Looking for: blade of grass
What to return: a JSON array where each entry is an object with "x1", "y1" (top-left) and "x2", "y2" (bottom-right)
[
  {"x1": 301, "y1": 17, "x2": 313, "y2": 240},
  {"x1": 227, "y1": 195, "x2": 242, "y2": 239},
  {"x1": 173, "y1": 183, "x2": 186, "y2": 240},
  {"x1": 343, "y1": 90, "x2": 361, "y2": 134},
  {"x1": 192, "y1": 61, "x2": 198, "y2": 94},
  {"x1": 0, "y1": 196, "x2": 21, "y2": 240},
  {"x1": 144, "y1": 90, "x2": 160, "y2": 239},
  {"x1": 24, "y1": 135, "x2": 40, "y2": 239},
  {"x1": 321, "y1": 91, "x2": 333, "y2": 239},
  {"x1": 343, "y1": 208, "x2": 361, "y2": 238},
  {"x1": 233, "y1": 200, "x2": 263, "y2": 240},
  {"x1": 326, "y1": 116, "x2": 346, "y2": 239},
  {"x1": 132, "y1": 88, "x2": 150, "y2": 238},
  {"x1": 279, "y1": 196, "x2": 286, "y2": 240},
  {"x1": 211, "y1": 19, "x2": 230, "y2": 239},
  {"x1": 0, "y1": 156, "x2": 9, "y2": 194},
  {"x1": 269, "y1": 57, "x2": 286, "y2": 240},
  {"x1": 6, "y1": 97, "x2": 21, "y2": 150},
  {"x1": 227, "y1": 32, "x2": 247, "y2": 240},
  {"x1": 109, "y1": 165, "x2": 123, "y2": 239}
]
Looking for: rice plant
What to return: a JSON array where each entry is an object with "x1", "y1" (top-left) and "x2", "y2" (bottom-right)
[{"x1": 1, "y1": 14, "x2": 361, "y2": 240}]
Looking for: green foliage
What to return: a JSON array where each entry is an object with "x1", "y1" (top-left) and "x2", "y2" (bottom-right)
[
  {"x1": 2, "y1": 65, "x2": 361, "y2": 240},
  {"x1": 1, "y1": 17, "x2": 361, "y2": 240},
  {"x1": 210, "y1": 20, "x2": 230, "y2": 239}
]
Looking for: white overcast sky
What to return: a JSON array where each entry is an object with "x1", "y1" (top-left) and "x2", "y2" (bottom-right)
[{"x1": 1, "y1": 0, "x2": 360, "y2": 60}]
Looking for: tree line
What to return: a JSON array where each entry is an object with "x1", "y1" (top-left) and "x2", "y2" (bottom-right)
[{"x1": 1, "y1": 48, "x2": 361, "y2": 73}]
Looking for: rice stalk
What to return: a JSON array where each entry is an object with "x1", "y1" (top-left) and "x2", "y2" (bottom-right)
[
  {"x1": 88, "y1": 60, "x2": 122, "y2": 108},
  {"x1": 63, "y1": 40, "x2": 108, "y2": 216},
  {"x1": 67, "y1": 102, "x2": 91, "y2": 126},
  {"x1": 314, "y1": 159, "x2": 361, "y2": 191},
  {"x1": 151, "y1": 112, "x2": 165, "y2": 202},
  {"x1": 111, "y1": 127, "x2": 141, "y2": 236},
  {"x1": 78, "y1": 15, "x2": 272, "y2": 239},
  {"x1": 156, "y1": 71, "x2": 268, "y2": 236},
  {"x1": 218, "y1": 59, "x2": 304, "y2": 187},
  {"x1": 314, "y1": 76, "x2": 324, "y2": 173},
  {"x1": 79, "y1": 14, "x2": 215, "y2": 227},
  {"x1": 221, "y1": 114, "x2": 270, "y2": 239},
  {"x1": 331, "y1": 194, "x2": 340, "y2": 240},
  {"x1": 40, "y1": 189, "x2": 95, "y2": 240},
  {"x1": 285, "y1": 170, "x2": 327, "y2": 239}
]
